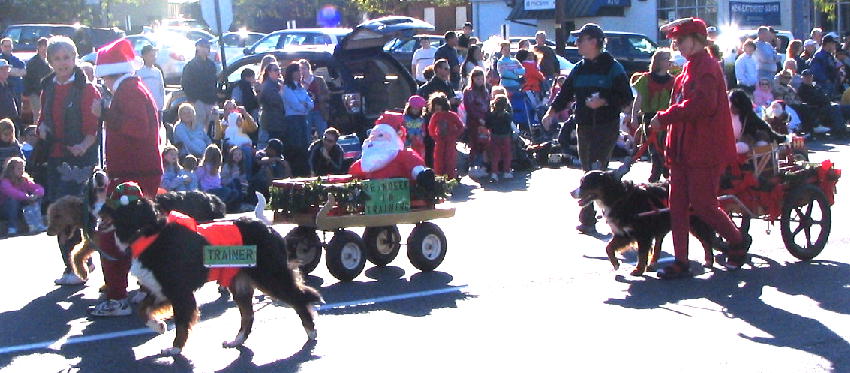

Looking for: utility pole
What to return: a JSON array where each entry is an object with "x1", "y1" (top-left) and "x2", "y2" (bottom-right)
[{"x1": 555, "y1": 0, "x2": 565, "y2": 56}]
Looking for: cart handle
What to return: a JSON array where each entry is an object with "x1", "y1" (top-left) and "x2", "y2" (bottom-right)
[{"x1": 635, "y1": 194, "x2": 755, "y2": 218}]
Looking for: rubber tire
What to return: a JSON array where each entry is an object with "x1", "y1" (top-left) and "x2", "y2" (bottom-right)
[
  {"x1": 781, "y1": 184, "x2": 831, "y2": 261},
  {"x1": 407, "y1": 222, "x2": 447, "y2": 272},
  {"x1": 325, "y1": 230, "x2": 366, "y2": 281},
  {"x1": 284, "y1": 226, "x2": 322, "y2": 274},
  {"x1": 363, "y1": 226, "x2": 401, "y2": 266}
]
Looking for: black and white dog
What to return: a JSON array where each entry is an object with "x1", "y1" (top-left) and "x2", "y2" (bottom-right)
[{"x1": 102, "y1": 193, "x2": 322, "y2": 356}]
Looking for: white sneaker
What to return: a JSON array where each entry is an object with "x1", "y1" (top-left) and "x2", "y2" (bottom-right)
[
  {"x1": 129, "y1": 290, "x2": 147, "y2": 304},
  {"x1": 489, "y1": 173, "x2": 499, "y2": 182},
  {"x1": 89, "y1": 298, "x2": 132, "y2": 317},
  {"x1": 814, "y1": 125, "x2": 831, "y2": 134},
  {"x1": 502, "y1": 172, "x2": 514, "y2": 179},
  {"x1": 54, "y1": 272, "x2": 85, "y2": 286}
]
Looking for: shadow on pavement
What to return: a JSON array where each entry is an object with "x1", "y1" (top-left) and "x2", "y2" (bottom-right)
[
  {"x1": 605, "y1": 256, "x2": 850, "y2": 371},
  {"x1": 478, "y1": 171, "x2": 531, "y2": 193},
  {"x1": 317, "y1": 269, "x2": 472, "y2": 317}
]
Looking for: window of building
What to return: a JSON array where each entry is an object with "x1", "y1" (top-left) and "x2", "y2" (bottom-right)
[{"x1": 657, "y1": 0, "x2": 718, "y2": 41}]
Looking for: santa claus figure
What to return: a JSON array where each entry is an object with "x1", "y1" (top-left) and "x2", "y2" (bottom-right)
[{"x1": 349, "y1": 115, "x2": 436, "y2": 189}]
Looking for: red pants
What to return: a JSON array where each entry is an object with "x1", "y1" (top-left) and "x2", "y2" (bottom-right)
[
  {"x1": 488, "y1": 135, "x2": 512, "y2": 173},
  {"x1": 99, "y1": 174, "x2": 160, "y2": 300},
  {"x1": 433, "y1": 139, "x2": 458, "y2": 179},
  {"x1": 669, "y1": 165, "x2": 743, "y2": 263}
]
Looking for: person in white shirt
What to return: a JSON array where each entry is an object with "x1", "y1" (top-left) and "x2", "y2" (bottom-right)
[
  {"x1": 136, "y1": 45, "x2": 165, "y2": 115},
  {"x1": 735, "y1": 39, "x2": 758, "y2": 92},
  {"x1": 411, "y1": 37, "x2": 436, "y2": 84}
]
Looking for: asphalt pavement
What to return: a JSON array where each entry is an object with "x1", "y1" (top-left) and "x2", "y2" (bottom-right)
[{"x1": 2, "y1": 138, "x2": 850, "y2": 372}]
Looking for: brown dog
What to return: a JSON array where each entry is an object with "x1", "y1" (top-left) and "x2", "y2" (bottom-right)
[{"x1": 46, "y1": 195, "x2": 100, "y2": 281}]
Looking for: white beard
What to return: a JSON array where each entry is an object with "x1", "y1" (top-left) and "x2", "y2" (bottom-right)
[{"x1": 361, "y1": 141, "x2": 400, "y2": 172}]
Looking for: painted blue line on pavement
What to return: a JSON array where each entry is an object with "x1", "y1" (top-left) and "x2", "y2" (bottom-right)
[{"x1": 0, "y1": 285, "x2": 468, "y2": 355}]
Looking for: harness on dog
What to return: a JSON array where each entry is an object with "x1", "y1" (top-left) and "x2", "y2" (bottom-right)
[{"x1": 130, "y1": 211, "x2": 242, "y2": 287}]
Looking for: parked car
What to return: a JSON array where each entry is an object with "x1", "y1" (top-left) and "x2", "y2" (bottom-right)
[
  {"x1": 384, "y1": 33, "x2": 444, "y2": 72},
  {"x1": 159, "y1": 18, "x2": 206, "y2": 30},
  {"x1": 243, "y1": 28, "x2": 352, "y2": 56},
  {"x1": 212, "y1": 31, "x2": 265, "y2": 64},
  {"x1": 565, "y1": 31, "x2": 657, "y2": 75},
  {"x1": 165, "y1": 16, "x2": 432, "y2": 137},
  {"x1": 2, "y1": 24, "x2": 124, "y2": 61}
]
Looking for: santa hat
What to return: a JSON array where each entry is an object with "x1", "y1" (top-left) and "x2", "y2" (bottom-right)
[
  {"x1": 376, "y1": 111, "x2": 407, "y2": 141},
  {"x1": 109, "y1": 181, "x2": 144, "y2": 208},
  {"x1": 660, "y1": 18, "x2": 708, "y2": 39},
  {"x1": 96, "y1": 38, "x2": 137, "y2": 77}
]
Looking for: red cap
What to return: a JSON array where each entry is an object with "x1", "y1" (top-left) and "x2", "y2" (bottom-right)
[{"x1": 661, "y1": 18, "x2": 708, "y2": 39}]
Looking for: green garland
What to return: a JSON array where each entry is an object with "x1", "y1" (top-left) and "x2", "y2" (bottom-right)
[{"x1": 270, "y1": 176, "x2": 458, "y2": 215}]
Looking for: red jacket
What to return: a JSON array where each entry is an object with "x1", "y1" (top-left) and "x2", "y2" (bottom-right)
[
  {"x1": 103, "y1": 76, "x2": 163, "y2": 178},
  {"x1": 657, "y1": 50, "x2": 736, "y2": 168},
  {"x1": 428, "y1": 111, "x2": 464, "y2": 141},
  {"x1": 521, "y1": 61, "x2": 544, "y2": 93},
  {"x1": 349, "y1": 150, "x2": 425, "y2": 181}
]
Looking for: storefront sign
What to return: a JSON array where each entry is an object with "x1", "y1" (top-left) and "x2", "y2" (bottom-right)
[
  {"x1": 729, "y1": 1, "x2": 781, "y2": 27},
  {"x1": 525, "y1": 0, "x2": 555, "y2": 11},
  {"x1": 363, "y1": 178, "x2": 410, "y2": 215}
]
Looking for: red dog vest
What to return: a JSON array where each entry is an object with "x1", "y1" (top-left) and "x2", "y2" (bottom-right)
[{"x1": 130, "y1": 211, "x2": 242, "y2": 287}]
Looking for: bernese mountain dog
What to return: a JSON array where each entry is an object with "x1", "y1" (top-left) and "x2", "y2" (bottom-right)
[
  {"x1": 571, "y1": 170, "x2": 716, "y2": 275},
  {"x1": 102, "y1": 195, "x2": 322, "y2": 356}
]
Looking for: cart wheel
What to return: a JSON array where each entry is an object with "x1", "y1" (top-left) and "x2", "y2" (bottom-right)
[
  {"x1": 326, "y1": 230, "x2": 366, "y2": 281},
  {"x1": 284, "y1": 226, "x2": 322, "y2": 274},
  {"x1": 781, "y1": 184, "x2": 831, "y2": 260},
  {"x1": 363, "y1": 226, "x2": 401, "y2": 266},
  {"x1": 407, "y1": 222, "x2": 447, "y2": 272}
]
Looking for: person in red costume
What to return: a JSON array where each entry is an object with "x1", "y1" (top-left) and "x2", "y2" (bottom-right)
[
  {"x1": 349, "y1": 114, "x2": 436, "y2": 189},
  {"x1": 649, "y1": 18, "x2": 752, "y2": 279},
  {"x1": 427, "y1": 93, "x2": 464, "y2": 179},
  {"x1": 89, "y1": 38, "x2": 164, "y2": 316}
]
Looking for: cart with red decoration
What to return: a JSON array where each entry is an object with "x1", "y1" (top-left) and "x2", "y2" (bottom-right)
[
  {"x1": 716, "y1": 141, "x2": 841, "y2": 260},
  {"x1": 267, "y1": 175, "x2": 456, "y2": 281}
]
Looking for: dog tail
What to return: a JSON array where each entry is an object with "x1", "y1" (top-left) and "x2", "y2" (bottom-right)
[{"x1": 254, "y1": 192, "x2": 271, "y2": 225}]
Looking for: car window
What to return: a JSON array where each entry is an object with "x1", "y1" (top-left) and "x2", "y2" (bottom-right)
[
  {"x1": 254, "y1": 33, "x2": 281, "y2": 54},
  {"x1": 4, "y1": 27, "x2": 22, "y2": 46},
  {"x1": 228, "y1": 63, "x2": 259, "y2": 83},
  {"x1": 222, "y1": 34, "x2": 240, "y2": 47},
  {"x1": 284, "y1": 33, "x2": 332, "y2": 47},
  {"x1": 626, "y1": 36, "x2": 655, "y2": 58},
  {"x1": 127, "y1": 37, "x2": 154, "y2": 55}
]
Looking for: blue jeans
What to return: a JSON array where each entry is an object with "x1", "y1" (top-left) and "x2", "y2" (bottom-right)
[
  {"x1": 828, "y1": 104, "x2": 850, "y2": 136},
  {"x1": 2, "y1": 198, "x2": 20, "y2": 226},
  {"x1": 306, "y1": 111, "x2": 327, "y2": 144}
]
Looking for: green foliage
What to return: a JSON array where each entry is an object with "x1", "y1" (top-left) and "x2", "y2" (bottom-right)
[
  {"x1": 813, "y1": 0, "x2": 836, "y2": 21},
  {"x1": 0, "y1": 0, "x2": 142, "y2": 27}
]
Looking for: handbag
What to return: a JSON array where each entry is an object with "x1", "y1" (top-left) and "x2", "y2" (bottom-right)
[{"x1": 239, "y1": 112, "x2": 259, "y2": 134}]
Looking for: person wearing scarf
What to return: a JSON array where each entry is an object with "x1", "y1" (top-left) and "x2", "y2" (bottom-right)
[{"x1": 631, "y1": 49, "x2": 675, "y2": 182}]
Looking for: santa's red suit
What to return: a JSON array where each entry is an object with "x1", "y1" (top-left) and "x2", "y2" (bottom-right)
[
  {"x1": 349, "y1": 149, "x2": 425, "y2": 180},
  {"x1": 348, "y1": 121, "x2": 427, "y2": 182}
]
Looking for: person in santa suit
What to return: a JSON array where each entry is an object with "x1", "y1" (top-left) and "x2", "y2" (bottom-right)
[
  {"x1": 88, "y1": 38, "x2": 163, "y2": 317},
  {"x1": 649, "y1": 18, "x2": 751, "y2": 279},
  {"x1": 349, "y1": 114, "x2": 436, "y2": 189}
]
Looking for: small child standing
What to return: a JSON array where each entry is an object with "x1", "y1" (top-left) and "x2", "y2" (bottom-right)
[
  {"x1": 753, "y1": 78, "x2": 774, "y2": 114},
  {"x1": 427, "y1": 93, "x2": 464, "y2": 179},
  {"x1": 177, "y1": 155, "x2": 199, "y2": 191},
  {"x1": 485, "y1": 95, "x2": 514, "y2": 182},
  {"x1": 195, "y1": 144, "x2": 239, "y2": 209},
  {"x1": 403, "y1": 95, "x2": 427, "y2": 157},
  {"x1": 1, "y1": 157, "x2": 46, "y2": 235},
  {"x1": 221, "y1": 145, "x2": 248, "y2": 207},
  {"x1": 160, "y1": 145, "x2": 183, "y2": 192}
]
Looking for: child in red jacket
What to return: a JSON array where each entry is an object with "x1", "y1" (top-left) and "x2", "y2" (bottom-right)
[
  {"x1": 517, "y1": 50, "x2": 545, "y2": 101},
  {"x1": 427, "y1": 93, "x2": 464, "y2": 179}
]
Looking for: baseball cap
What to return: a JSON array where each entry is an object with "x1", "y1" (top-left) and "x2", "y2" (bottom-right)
[
  {"x1": 823, "y1": 34, "x2": 837, "y2": 45},
  {"x1": 804, "y1": 39, "x2": 817, "y2": 48},
  {"x1": 195, "y1": 38, "x2": 211, "y2": 48},
  {"x1": 800, "y1": 69, "x2": 813, "y2": 76}
]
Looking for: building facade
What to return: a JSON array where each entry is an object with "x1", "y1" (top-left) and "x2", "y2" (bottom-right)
[{"x1": 470, "y1": 0, "x2": 811, "y2": 42}]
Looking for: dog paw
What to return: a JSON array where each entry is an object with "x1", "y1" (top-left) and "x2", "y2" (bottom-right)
[
  {"x1": 306, "y1": 329, "x2": 317, "y2": 341},
  {"x1": 611, "y1": 262, "x2": 620, "y2": 270},
  {"x1": 161, "y1": 347, "x2": 182, "y2": 356},
  {"x1": 146, "y1": 320, "x2": 167, "y2": 334}
]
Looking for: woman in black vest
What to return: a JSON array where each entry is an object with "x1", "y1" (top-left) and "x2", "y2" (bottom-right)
[{"x1": 38, "y1": 36, "x2": 101, "y2": 286}]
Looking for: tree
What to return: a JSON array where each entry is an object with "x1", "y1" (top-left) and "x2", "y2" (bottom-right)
[
  {"x1": 0, "y1": 0, "x2": 142, "y2": 27},
  {"x1": 232, "y1": 0, "x2": 362, "y2": 32},
  {"x1": 813, "y1": 0, "x2": 836, "y2": 21}
]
